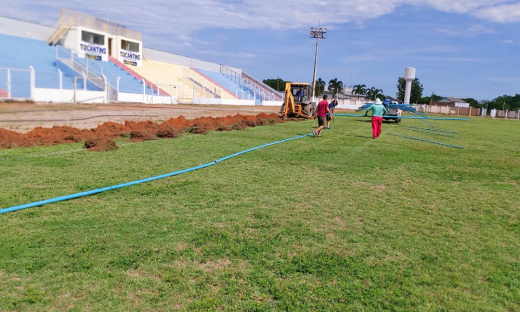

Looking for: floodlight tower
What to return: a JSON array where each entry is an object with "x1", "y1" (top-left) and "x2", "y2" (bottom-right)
[
  {"x1": 310, "y1": 26, "x2": 327, "y2": 103},
  {"x1": 403, "y1": 67, "x2": 416, "y2": 104}
]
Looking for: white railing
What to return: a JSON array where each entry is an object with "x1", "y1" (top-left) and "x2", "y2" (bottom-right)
[
  {"x1": 0, "y1": 67, "x2": 35, "y2": 100},
  {"x1": 56, "y1": 46, "x2": 119, "y2": 100},
  {"x1": 185, "y1": 68, "x2": 224, "y2": 98},
  {"x1": 242, "y1": 71, "x2": 283, "y2": 100},
  {"x1": 219, "y1": 65, "x2": 279, "y2": 102}
]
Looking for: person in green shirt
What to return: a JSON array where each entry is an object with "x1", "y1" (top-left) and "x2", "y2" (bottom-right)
[{"x1": 364, "y1": 98, "x2": 388, "y2": 139}]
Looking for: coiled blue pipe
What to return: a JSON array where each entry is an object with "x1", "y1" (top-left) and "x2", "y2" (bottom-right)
[{"x1": 0, "y1": 133, "x2": 312, "y2": 215}]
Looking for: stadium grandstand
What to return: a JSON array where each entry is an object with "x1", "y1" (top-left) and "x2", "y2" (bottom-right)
[{"x1": 0, "y1": 9, "x2": 283, "y2": 105}]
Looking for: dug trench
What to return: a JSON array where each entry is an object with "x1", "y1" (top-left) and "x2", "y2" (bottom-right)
[{"x1": 0, "y1": 113, "x2": 284, "y2": 152}]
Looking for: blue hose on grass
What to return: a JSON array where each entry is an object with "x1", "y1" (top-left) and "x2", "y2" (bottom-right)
[
  {"x1": 0, "y1": 133, "x2": 312, "y2": 215},
  {"x1": 334, "y1": 114, "x2": 470, "y2": 121},
  {"x1": 407, "y1": 110, "x2": 436, "y2": 128},
  {"x1": 405, "y1": 126, "x2": 459, "y2": 134},
  {"x1": 404, "y1": 127, "x2": 458, "y2": 138},
  {"x1": 388, "y1": 133, "x2": 463, "y2": 149}
]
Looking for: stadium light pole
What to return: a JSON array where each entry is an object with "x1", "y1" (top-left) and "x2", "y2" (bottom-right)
[{"x1": 310, "y1": 26, "x2": 326, "y2": 103}]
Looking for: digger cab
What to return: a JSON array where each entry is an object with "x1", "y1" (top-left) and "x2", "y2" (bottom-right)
[{"x1": 290, "y1": 84, "x2": 312, "y2": 104}]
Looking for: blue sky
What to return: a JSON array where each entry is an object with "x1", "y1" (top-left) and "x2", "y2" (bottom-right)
[{"x1": 2, "y1": 0, "x2": 520, "y2": 100}]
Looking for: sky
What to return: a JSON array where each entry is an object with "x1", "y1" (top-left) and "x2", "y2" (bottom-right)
[{"x1": 1, "y1": 0, "x2": 520, "y2": 100}]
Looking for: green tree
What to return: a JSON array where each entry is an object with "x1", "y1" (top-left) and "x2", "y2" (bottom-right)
[
  {"x1": 397, "y1": 77, "x2": 424, "y2": 104},
  {"x1": 352, "y1": 84, "x2": 366, "y2": 96},
  {"x1": 487, "y1": 94, "x2": 520, "y2": 111},
  {"x1": 418, "y1": 97, "x2": 430, "y2": 104},
  {"x1": 315, "y1": 78, "x2": 326, "y2": 96},
  {"x1": 417, "y1": 95, "x2": 442, "y2": 104},
  {"x1": 328, "y1": 78, "x2": 344, "y2": 98},
  {"x1": 263, "y1": 78, "x2": 287, "y2": 92},
  {"x1": 366, "y1": 87, "x2": 383, "y2": 101},
  {"x1": 462, "y1": 98, "x2": 480, "y2": 108}
]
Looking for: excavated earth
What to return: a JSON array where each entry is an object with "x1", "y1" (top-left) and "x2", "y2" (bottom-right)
[{"x1": 0, "y1": 113, "x2": 283, "y2": 152}]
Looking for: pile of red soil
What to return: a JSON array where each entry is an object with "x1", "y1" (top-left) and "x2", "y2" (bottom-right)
[
  {"x1": 0, "y1": 113, "x2": 282, "y2": 151},
  {"x1": 84, "y1": 138, "x2": 118, "y2": 152}
]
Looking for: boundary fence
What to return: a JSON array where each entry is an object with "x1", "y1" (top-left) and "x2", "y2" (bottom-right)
[{"x1": 413, "y1": 104, "x2": 519, "y2": 119}]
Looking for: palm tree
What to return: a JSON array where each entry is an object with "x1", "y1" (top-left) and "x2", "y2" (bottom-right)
[
  {"x1": 352, "y1": 84, "x2": 366, "y2": 96},
  {"x1": 328, "y1": 78, "x2": 344, "y2": 98},
  {"x1": 315, "y1": 78, "x2": 326, "y2": 96},
  {"x1": 366, "y1": 87, "x2": 383, "y2": 101}
]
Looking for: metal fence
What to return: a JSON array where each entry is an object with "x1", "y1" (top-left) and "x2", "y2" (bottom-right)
[
  {"x1": 185, "y1": 68, "x2": 223, "y2": 99},
  {"x1": 0, "y1": 67, "x2": 34, "y2": 100},
  {"x1": 56, "y1": 47, "x2": 118, "y2": 100},
  {"x1": 220, "y1": 65, "x2": 278, "y2": 102}
]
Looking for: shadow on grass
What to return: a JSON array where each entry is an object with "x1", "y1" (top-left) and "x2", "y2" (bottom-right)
[{"x1": 346, "y1": 134, "x2": 373, "y2": 139}]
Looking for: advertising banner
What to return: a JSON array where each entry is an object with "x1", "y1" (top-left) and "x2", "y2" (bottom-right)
[
  {"x1": 78, "y1": 42, "x2": 108, "y2": 61},
  {"x1": 119, "y1": 49, "x2": 142, "y2": 66}
]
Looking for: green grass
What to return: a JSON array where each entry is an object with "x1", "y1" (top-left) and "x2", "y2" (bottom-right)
[{"x1": 0, "y1": 116, "x2": 519, "y2": 311}]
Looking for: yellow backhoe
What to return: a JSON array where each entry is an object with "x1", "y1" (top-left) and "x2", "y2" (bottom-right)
[{"x1": 280, "y1": 82, "x2": 316, "y2": 120}]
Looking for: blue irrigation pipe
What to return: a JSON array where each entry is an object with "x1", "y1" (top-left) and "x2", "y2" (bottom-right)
[
  {"x1": 406, "y1": 126, "x2": 459, "y2": 134},
  {"x1": 0, "y1": 133, "x2": 312, "y2": 215},
  {"x1": 404, "y1": 127, "x2": 457, "y2": 138},
  {"x1": 334, "y1": 114, "x2": 470, "y2": 121},
  {"x1": 407, "y1": 110, "x2": 436, "y2": 128},
  {"x1": 388, "y1": 133, "x2": 463, "y2": 149}
]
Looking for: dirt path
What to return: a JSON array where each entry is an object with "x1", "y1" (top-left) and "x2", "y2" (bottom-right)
[{"x1": 0, "y1": 102, "x2": 281, "y2": 133}]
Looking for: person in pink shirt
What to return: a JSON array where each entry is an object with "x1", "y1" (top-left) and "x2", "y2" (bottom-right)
[{"x1": 313, "y1": 95, "x2": 331, "y2": 137}]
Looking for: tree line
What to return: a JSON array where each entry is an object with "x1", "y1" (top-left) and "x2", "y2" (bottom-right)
[
  {"x1": 263, "y1": 77, "x2": 518, "y2": 110},
  {"x1": 263, "y1": 78, "x2": 345, "y2": 98}
]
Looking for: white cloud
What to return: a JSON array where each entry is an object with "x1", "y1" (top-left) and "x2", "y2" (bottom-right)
[
  {"x1": 342, "y1": 45, "x2": 462, "y2": 63},
  {"x1": 435, "y1": 24, "x2": 495, "y2": 37},
  {"x1": 435, "y1": 28, "x2": 461, "y2": 36},
  {"x1": 502, "y1": 39, "x2": 516, "y2": 44},
  {"x1": 473, "y1": 3, "x2": 520, "y2": 22},
  {"x1": 2, "y1": 0, "x2": 520, "y2": 36},
  {"x1": 468, "y1": 24, "x2": 494, "y2": 33},
  {"x1": 195, "y1": 50, "x2": 257, "y2": 58},
  {"x1": 416, "y1": 56, "x2": 487, "y2": 62}
]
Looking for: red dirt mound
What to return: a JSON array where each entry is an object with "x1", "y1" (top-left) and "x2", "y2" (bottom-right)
[
  {"x1": 84, "y1": 138, "x2": 118, "y2": 152},
  {"x1": 0, "y1": 113, "x2": 283, "y2": 151}
]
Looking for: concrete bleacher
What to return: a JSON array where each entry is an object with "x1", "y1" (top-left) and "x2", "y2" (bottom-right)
[
  {"x1": 0, "y1": 33, "x2": 81, "y2": 96},
  {"x1": 131, "y1": 59, "x2": 190, "y2": 99},
  {"x1": 130, "y1": 60, "x2": 237, "y2": 101},
  {"x1": 196, "y1": 69, "x2": 252, "y2": 99},
  {"x1": 73, "y1": 55, "x2": 153, "y2": 95},
  {"x1": 0, "y1": 16, "x2": 273, "y2": 104},
  {"x1": 188, "y1": 69, "x2": 236, "y2": 99}
]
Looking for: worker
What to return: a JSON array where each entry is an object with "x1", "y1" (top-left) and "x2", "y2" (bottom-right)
[
  {"x1": 364, "y1": 98, "x2": 388, "y2": 139},
  {"x1": 313, "y1": 95, "x2": 331, "y2": 137},
  {"x1": 326, "y1": 99, "x2": 337, "y2": 129},
  {"x1": 296, "y1": 89, "x2": 303, "y2": 101},
  {"x1": 383, "y1": 98, "x2": 391, "y2": 110}
]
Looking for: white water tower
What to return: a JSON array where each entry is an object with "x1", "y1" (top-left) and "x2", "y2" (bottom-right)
[{"x1": 403, "y1": 67, "x2": 416, "y2": 104}]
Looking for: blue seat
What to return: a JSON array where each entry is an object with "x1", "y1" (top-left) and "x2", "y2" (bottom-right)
[
  {"x1": 80, "y1": 58, "x2": 153, "y2": 94},
  {"x1": 0, "y1": 33, "x2": 86, "y2": 92},
  {"x1": 196, "y1": 69, "x2": 268, "y2": 101}
]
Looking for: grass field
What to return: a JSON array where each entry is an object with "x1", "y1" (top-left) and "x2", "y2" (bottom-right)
[{"x1": 1, "y1": 115, "x2": 519, "y2": 311}]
